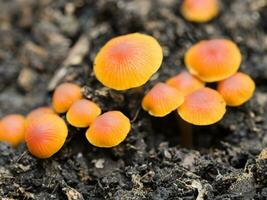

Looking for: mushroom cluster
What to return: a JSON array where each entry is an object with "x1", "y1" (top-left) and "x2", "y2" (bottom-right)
[{"x1": 142, "y1": 39, "x2": 255, "y2": 126}]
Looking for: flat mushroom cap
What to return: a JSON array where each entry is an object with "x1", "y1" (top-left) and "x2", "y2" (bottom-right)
[
  {"x1": 0, "y1": 114, "x2": 26, "y2": 147},
  {"x1": 178, "y1": 87, "x2": 226, "y2": 125},
  {"x1": 66, "y1": 99, "x2": 101, "y2": 128},
  {"x1": 52, "y1": 83, "x2": 82, "y2": 113},
  {"x1": 25, "y1": 114, "x2": 68, "y2": 158},
  {"x1": 94, "y1": 33, "x2": 163, "y2": 90},
  {"x1": 142, "y1": 83, "x2": 184, "y2": 117},
  {"x1": 185, "y1": 39, "x2": 242, "y2": 82},
  {"x1": 217, "y1": 72, "x2": 255, "y2": 106},
  {"x1": 181, "y1": 0, "x2": 219, "y2": 23},
  {"x1": 166, "y1": 71, "x2": 205, "y2": 96},
  {"x1": 86, "y1": 111, "x2": 131, "y2": 148}
]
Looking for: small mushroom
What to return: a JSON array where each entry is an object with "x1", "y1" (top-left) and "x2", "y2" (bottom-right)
[
  {"x1": 66, "y1": 99, "x2": 101, "y2": 128},
  {"x1": 185, "y1": 39, "x2": 242, "y2": 82},
  {"x1": 142, "y1": 83, "x2": 184, "y2": 117},
  {"x1": 217, "y1": 72, "x2": 255, "y2": 106},
  {"x1": 94, "y1": 33, "x2": 163, "y2": 90},
  {"x1": 86, "y1": 111, "x2": 131, "y2": 148},
  {"x1": 181, "y1": 0, "x2": 219, "y2": 23},
  {"x1": 52, "y1": 83, "x2": 82, "y2": 113},
  {"x1": 178, "y1": 87, "x2": 226, "y2": 125}
]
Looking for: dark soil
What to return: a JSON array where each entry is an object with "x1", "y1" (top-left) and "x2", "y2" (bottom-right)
[{"x1": 1, "y1": 0, "x2": 267, "y2": 199}]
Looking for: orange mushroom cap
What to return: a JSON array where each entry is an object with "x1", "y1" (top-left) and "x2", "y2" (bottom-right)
[
  {"x1": 52, "y1": 83, "x2": 82, "y2": 113},
  {"x1": 217, "y1": 72, "x2": 255, "y2": 106},
  {"x1": 86, "y1": 111, "x2": 131, "y2": 148},
  {"x1": 26, "y1": 107, "x2": 54, "y2": 121},
  {"x1": 178, "y1": 87, "x2": 226, "y2": 125},
  {"x1": 66, "y1": 99, "x2": 101, "y2": 128},
  {"x1": 185, "y1": 39, "x2": 242, "y2": 82},
  {"x1": 142, "y1": 83, "x2": 184, "y2": 117},
  {"x1": 181, "y1": 0, "x2": 219, "y2": 23},
  {"x1": 0, "y1": 114, "x2": 26, "y2": 147},
  {"x1": 25, "y1": 114, "x2": 68, "y2": 158},
  {"x1": 166, "y1": 71, "x2": 205, "y2": 96},
  {"x1": 94, "y1": 33, "x2": 163, "y2": 90}
]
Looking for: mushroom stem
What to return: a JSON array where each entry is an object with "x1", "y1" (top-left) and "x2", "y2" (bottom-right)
[{"x1": 176, "y1": 115, "x2": 193, "y2": 148}]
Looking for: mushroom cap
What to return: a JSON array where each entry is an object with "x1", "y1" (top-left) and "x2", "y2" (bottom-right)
[
  {"x1": 178, "y1": 87, "x2": 226, "y2": 125},
  {"x1": 66, "y1": 99, "x2": 101, "y2": 128},
  {"x1": 185, "y1": 39, "x2": 242, "y2": 82},
  {"x1": 25, "y1": 114, "x2": 68, "y2": 158},
  {"x1": 181, "y1": 0, "x2": 219, "y2": 23},
  {"x1": 52, "y1": 83, "x2": 82, "y2": 113},
  {"x1": 217, "y1": 72, "x2": 255, "y2": 106},
  {"x1": 166, "y1": 71, "x2": 205, "y2": 96},
  {"x1": 26, "y1": 107, "x2": 54, "y2": 121},
  {"x1": 86, "y1": 111, "x2": 131, "y2": 148},
  {"x1": 0, "y1": 114, "x2": 26, "y2": 147},
  {"x1": 94, "y1": 33, "x2": 163, "y2": 90},
  {"x1": 142, "y1": 83, "x2": 184, "y2": 117}
]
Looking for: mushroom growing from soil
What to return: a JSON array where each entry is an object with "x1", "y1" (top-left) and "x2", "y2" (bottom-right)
[
  {"x1": 178, "y1": 87, "x2": 226, "y2": 125},
  {"x1": 66, "y1": 99, "x2": 101, "y2": 128},
  {"x1": 94, "y1": 33, "x2": 163, "y2": 90},
  {"x1": 0, "y1": 114, "x2": 26, "y2": 147},
  {"x1": 217, "y1": 72, "x2": 255, "y2": 106},
  {"x1": 166, "y1": 71, "x2": 205, "y2": 96},
  {"x1": 52, "y1": 82, "x2": 82, "y2": 113},
  {"x1": 142, "y1": 83, "x2": 184, "y2": 117},
  {"x1": 25, "y1": 114, "x2": 68, "y2": 158},
  {"x1": 181, "y1": 0, "x2": 219, "y2": 23},
  {"x1": 86, "y1": 111, "x2": 131, "y2": 148},
  {"x1": 185, "y1": 39, "x2": 242, "y2": 82}
]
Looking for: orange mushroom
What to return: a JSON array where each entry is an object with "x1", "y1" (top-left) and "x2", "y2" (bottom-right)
[
  {"x1": 166, "y1": 71, "x2": 205, "y2": 96},
  {"x1": 181, "y1": 0, "x2": 219, "y2": 23},
  {"x1": 25, "y1": 114, "x2": 68, "y2": 158},
  {"x1": 86, "y1": 111, "x2": 131, "y2": 148},
  {"x1": 52, "y1": 83, "x2": 82, "y2": 113},
  {"x1": 217, "y1": 72, "x2": 255, "y2": 106},
  {"x1": 0, "y1": 114, "x2": 26, "y2": 147},
  {"x1": 142, "y1": 83, "x2": 184, "y2": 117},
  {"x1": 185, "y1": 39, "x2": 242, "y2": 82},
  {"x1": 26, "y1": 107, "x2": 54, "y2": 121},
  {"x1": 178, "y1": 87, "x2": 226, "y2": 125},
  {"x1": 66, "y1": 99, "x2": 101, "y2": 128},
  {"x1": 94, "y1": 33, "x2": 163, "y2": 90}
]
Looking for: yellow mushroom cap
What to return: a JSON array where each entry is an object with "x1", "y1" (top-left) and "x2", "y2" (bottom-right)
[
  {"x1": 217, "y1": 72, "x2": 255, "y2": 106},
  {"x1": 52, "y1": 83, "x2": 82, "y2": 113},
  {"x1": 25, "y1": 114, "x2": 68, "y2": 158},
  {"x1": 86, "y1": 111, "x2": 131, "y2": 148},
  {"x1": 0, "y1": 114, "x2": 26, "y2": 147},
  {"x1": 166, "y1": 71, "x2": 205, "y2": 96},
  {"x1": 178, "y1": 87, "x2": 226, "y2": 125},
  {"x1": 181, "y1": 0, "x2": 219, "y2": 23},
  {"x1": 142, "y1": 83, "x2": 184, "y2": 117},
  {"x1": 66, "y1": 99, "x2": 101, "y2": 128},
  {"x1": 94, "y1": 33, "x2": 163, "y2": 90},
  {"x1": 26, "y1": 107, "x2": 54, "y2": 121},
  {"x1": 185, "y1": 39, "x2": 242, "y2": 82}
]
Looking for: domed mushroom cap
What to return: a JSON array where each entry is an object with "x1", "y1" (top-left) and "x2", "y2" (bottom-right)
[
  {"x1": 142, "y1": 83, "x2": 184, "y2": 117},
  {"x1": 26, "y1": 107, "x2": 54, "y2": 121},
  {"x1": 178, "y1": 87, "x2": 226, "y2": 125},
  {"x1": 94, "y1": 33, "x2": 163, "y2": 90},
  {"x1": 86, "y1": 111, "x2": 131, "y2": 148},
  {"x1": 0, "y1": 114, "x2": 26, "y2": 147},
  {"x1": 181, "y1": 0, "x2": 219, "y2": 23},
  {"x1": 185, "y1": 39, "x2": 242, "y2": 82},
  {"x1": 217, "y1": 72, "x2": 255, "y2": 106},
  {"x1": 25, "y1": 114, "x2": 68, "y2": 158},
  {"x1": 66, "y1": 99, "x2": 101, "y2": 128},
  {"x1": 52, "y1": 83, "x2": 82, "y2": 113},
  {"x1": 166, "y1": 71, "x2": 205, "y2": 96}
]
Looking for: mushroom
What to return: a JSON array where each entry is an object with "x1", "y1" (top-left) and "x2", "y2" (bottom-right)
[{"x1": 26, "y1": 107, "x2": 55, "y2": 121}]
